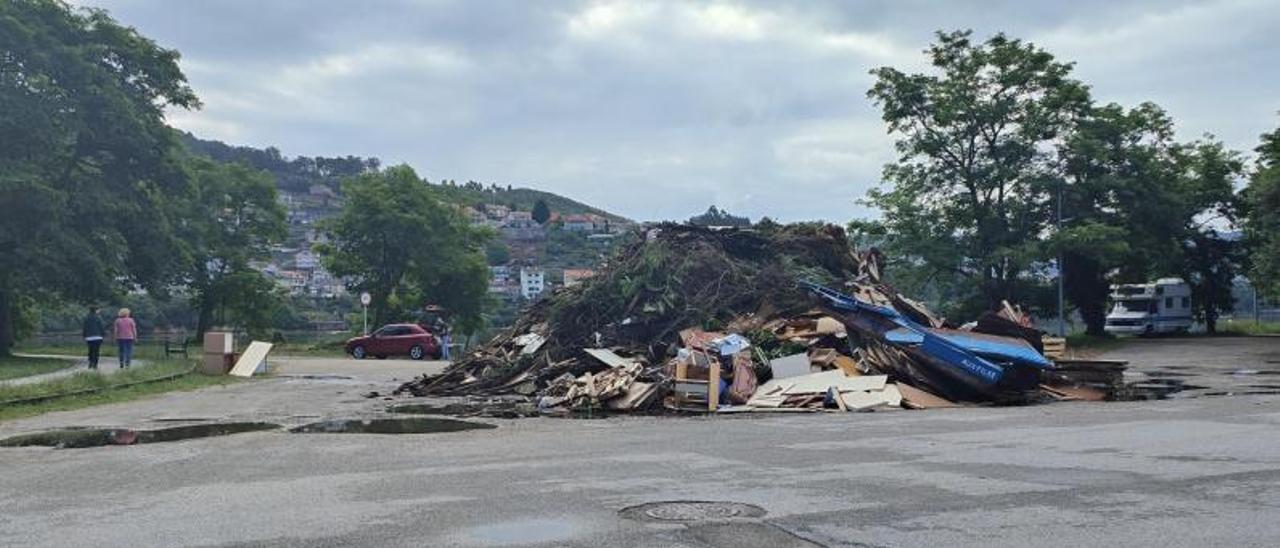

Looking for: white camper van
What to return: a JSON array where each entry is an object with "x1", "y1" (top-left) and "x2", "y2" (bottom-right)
[{"x1": 1104, "y1": 278, "x2": 1194, "y2": 335}]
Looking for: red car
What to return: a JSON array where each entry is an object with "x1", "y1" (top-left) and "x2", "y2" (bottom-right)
[{"x1": 346, "y1": 323, "x2": 441, "y2": 360}]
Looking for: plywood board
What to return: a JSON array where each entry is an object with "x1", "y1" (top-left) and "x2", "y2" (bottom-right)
[
  {"x1": 781, "y1": 371, "x2": 887, "y2": 395},
  {"x1": 228, "y1": 341, "x2": 272, "y2": 378},
  {"x1": 897, "y1": 383, "x2": 958, "y2": 409},
  {"x1": 770, "y1": 353, "x2": 811, "y2": 379},
  {"x1": 584, "y1": 348, "x2": 632, "y2": 368}
]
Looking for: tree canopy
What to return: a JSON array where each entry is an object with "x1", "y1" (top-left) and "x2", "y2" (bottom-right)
[
  {"x1": 317, "y1": 166, "x2": 492, "y2": 334},
  {"x1": 0, "y1": 0, "x2": 198, "y2": 354},
  {"x1": 688, "y1": 206, "x2": 750, "y2": 227},
  {"x1": 867, "y1": 30, "x2": 1091, "y2": 316},
  {"x1": 1245, "y1": 123, "x2": 1280, "y2": 297},
  {"x1": 176, "y1": 157, "x2": 288, "y2": 337}
]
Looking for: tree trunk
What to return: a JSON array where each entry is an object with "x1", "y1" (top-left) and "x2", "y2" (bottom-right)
[
  {"x1": 0, "y1": 288, "x2": 14, "y2": 357},
  {"x1": 196, "y1": 293, "x2": 216, "y2": 340},
  {"x1": 1064, "y1": 253, "x2": 1109, "y2": 336}
]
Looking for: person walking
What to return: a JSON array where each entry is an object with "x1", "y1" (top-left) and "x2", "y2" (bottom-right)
[
  {"x1": 82, "y1": 306, "x2": 105, "y2": 370},
  {"x1": 113, "y1": 308, "x2": 137, "y2": 369}
]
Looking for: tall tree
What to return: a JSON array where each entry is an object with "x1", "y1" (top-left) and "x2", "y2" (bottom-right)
[
  {"x1": 531, "y1": 198, "x2": 551, "y2": 224},
  {"x1": 1174, "y1": 139, "x2": 1245, "y2": 334},
  {"x1": 317, "y1": 166, "x2": 492, "y2": 334},
  {"x1": 176, "y1": 157, "x2": 287, "y2": 338},
  {"x1": 0, "y1": 0, "x2": 199, "y2": 354},
  {"x1": 1244, "y1": 123, "x2": 1280, "y2": 297},
  {"x1": 867, "y1": 30, "x2": 1090, "y2": 313},
  {"x1": 1054, "y1": 102, "x2": 1183, "y2": 334}
]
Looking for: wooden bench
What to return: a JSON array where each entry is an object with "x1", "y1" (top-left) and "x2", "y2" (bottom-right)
[{"x1": 163, "y1": 337, "x2": 191, "y2": 358}]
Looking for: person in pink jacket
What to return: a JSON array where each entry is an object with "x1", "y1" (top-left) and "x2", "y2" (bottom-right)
[{"x1": 113, "y1": 308, "x2": 138, "y2": 369}]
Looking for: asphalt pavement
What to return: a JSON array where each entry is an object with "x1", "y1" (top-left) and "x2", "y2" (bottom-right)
[{"x1": 0, "y1": 340, "x2": 1277, "y2": 547}]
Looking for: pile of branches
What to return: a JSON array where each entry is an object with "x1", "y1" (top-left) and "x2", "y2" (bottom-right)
[{"x1": 398, "y1": 223, "x2": 871, "y2": 397}]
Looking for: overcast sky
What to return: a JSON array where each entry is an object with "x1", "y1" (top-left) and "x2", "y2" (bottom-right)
[{"x1": 77, "y1": 0, "x2": 1280, "y2": 222}]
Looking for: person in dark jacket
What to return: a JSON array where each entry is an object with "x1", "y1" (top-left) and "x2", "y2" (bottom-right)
[{"x1": 82, "y1": 306, "x2": 105, "y2": 370}]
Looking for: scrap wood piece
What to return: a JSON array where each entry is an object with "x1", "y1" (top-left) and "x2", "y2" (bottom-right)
[
  {"x1": 1039, "y1": 384, "x2": 1106, "y2": 402},
  {"x1": 781, "y1": 371, "x2": 887, "y2": 395},
  {"x1": 583, "y1": 348, "x2": 634, "y2": 368},
  {"x1": 679, "y1": 328, "x2": 725, "y2": 352},
  {"x1": 606, "y1": 381, "x2": 659, "y2": 410},
  {"x1": 832, "y1": 356, "x2": 861, "y2": 377},
  {"x1": 770, "y1": 353, "x2": 811, "y2": 379},
  {"x1": 840, "y1": 389, "x2": 893, "y2": 411},
  {"x1": 896, "y1": 383, "x2": 958, "y2": 409},
  {"x1": 809, "y1": 348, "x2": 838, "y2": 369},
  {"x1": 228, "y1": 341, "x2": 272, "y2": 378}
]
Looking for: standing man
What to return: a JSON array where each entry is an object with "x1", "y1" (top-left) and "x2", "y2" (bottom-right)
[
  {"x1": 82, "y1": 306, "x2": 105, "y2": 370},
  {"x1": 113, "y1": 308, "x2": 137, "y2": 369}
]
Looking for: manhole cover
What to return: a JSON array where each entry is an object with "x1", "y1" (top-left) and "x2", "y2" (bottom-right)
[{"x1": 619, "y1": 501, "x2": 766, "y2": 523}]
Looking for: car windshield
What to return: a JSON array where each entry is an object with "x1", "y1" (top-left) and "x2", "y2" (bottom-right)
[{"x1": 1112, "y1": 299, "x2": 1152, "y2": 314}]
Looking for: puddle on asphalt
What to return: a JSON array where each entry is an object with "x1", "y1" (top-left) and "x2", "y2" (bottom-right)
[
  {"x1": 288, "y1": 417, "x2": 496, "y2": 434},
  {"x1": 279, "y1": 374, "x2": 355, "y2": 381},
  {"x1": 465, "y1": 518, "x2": 582, "y2": 545},
  {"x1": 1114, "y1": 378, "x2": 1207, "y2": 400},
  {"x1": 0, "y1": 422, "x2": 280, "y2": 449}
]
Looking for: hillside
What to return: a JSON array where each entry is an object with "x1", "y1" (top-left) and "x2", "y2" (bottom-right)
[{"x1": 178, "y1": 132, "x2": 628, "y2": 221}]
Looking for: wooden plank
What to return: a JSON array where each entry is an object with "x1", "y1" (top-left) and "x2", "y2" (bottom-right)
[
  {"x1": 708, "y1": 358, "x2": 720, "y2": 411},
  {"x1": 781, "y1": 371, "x2": 887, "y2": 395},
  {"x1": 896, "y1": 383, "x2": 957, "y2": 409},
  {"x1": 228, "y1": 341, "x2": 272, "y2": 378},
  {"x1": 833, "y1": 356, "x2": 861, "y2": 377},
  {"x1": 583, "y1": 348, "x2": 632, "y2": 368}
]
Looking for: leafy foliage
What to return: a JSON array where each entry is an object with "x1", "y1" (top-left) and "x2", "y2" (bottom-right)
[
  {"x1": 317, "y1": 166, "x2": 492, "y2": 334},
  {"x1": 688, "y1": 206, "x2": 750, "y2": 227},
  {"x1": 0, "y1": 0, "x2": 198, "y2": 354},
  {"x1": 175, "y1": 157, "x2": 288, "y2": 337},
  {"x1": 1245, "y1": 123, "x2": 1280, "y2": 297},
  {"x1": 866, "y1": 30, "x2": 1090, "y2": 314}
]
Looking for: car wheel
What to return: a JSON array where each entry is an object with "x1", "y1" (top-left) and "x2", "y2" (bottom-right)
[
  {"x1": 351, "y1": 346, "x2": 366, "y2": 359},
  {"x1": 375, "y1": 354, "x2": 387, "y2": 360},
  {"x1": 409, "y1": 345, "x2": 425, "y2": 360}
]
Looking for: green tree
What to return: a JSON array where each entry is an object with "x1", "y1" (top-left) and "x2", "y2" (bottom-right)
[
  {"x1": 1245, "y1": 123, "x2": 1280, "y2": 297},
  {"x1": 176, "y1": 157, "x2": 287, "y2": 338},
  {"x1": 1054, "y1": 102, "x2": 1184, "y2": 334},
  {"x1": 0, "y1": 0, "x2": 199, "y2": 354},
  {"x1": 866, "y1": 30, "x2": 1090, "y2": 313},
  {"x1": 317, "y1": 165, "x2": 492, "y2": 335},
  {"x1": 532, "y1": 199, "x2": 551, "y2": 224},
  {"x1": 688, "y1": 206, "x2": 750, "y2": 227},
  {"x1": 1173, "y1": 139, "x2": 1245, "y2": 334}
]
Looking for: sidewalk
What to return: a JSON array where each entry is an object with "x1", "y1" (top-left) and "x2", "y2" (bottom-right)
[{"x1": 1, "y1": 354, "x2": 145, "y2": 386}]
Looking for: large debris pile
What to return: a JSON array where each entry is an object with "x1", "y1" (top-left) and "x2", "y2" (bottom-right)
[{"x1": 397, "y1": 223, "x2": 1124, "y2": 414}]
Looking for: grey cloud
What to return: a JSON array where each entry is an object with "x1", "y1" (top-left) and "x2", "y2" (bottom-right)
[{"x1": 80, "y1": 0, "x2": 1280, "y2": 222}]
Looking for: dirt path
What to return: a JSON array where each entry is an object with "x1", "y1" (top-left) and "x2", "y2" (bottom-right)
[{"x1": 1, "y1": 354, "x2": 147, "y2": 386}]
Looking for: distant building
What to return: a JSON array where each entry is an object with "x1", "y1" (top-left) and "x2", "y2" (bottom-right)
[
  {"x1": 501, "y1": 218, "x2": 546, "y2": 241},
  {"x1": 277, "y1": 270, "x2": 308, "y2": 295},
  {"x1": 562, "y1": 214, "x2": 598, "y2": 232},
  {"x1": 563, "y1": 269, "x2": 596, "y2": 287},
  {"x1": 295, "y1": 250, "x2": 319, "y2": 270},
  {"x1": 507, "y1": 211, "x2": 533, "y2": 223},
  {"x1": 520, "y1": 268, "x2": 545, "y2": 299}
]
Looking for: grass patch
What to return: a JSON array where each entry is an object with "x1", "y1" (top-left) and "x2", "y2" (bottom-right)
[
  {"x1": 0, "y1": 359, "x2": 242, "y2": 422},
  {"x1": 0, "y1": 355, "x2": 76, "y2": 381},
  {"x1": 1219, "y1": 320, "x2": 1280, "y2": 336}
]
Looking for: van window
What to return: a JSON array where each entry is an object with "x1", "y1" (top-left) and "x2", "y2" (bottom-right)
[
  {"x1": 1182, "y1": 297, "x2": 1190, "y2": 308},
  {"x1": 1165, "y1": 297, "x2": 1173, "y2": 308}
]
